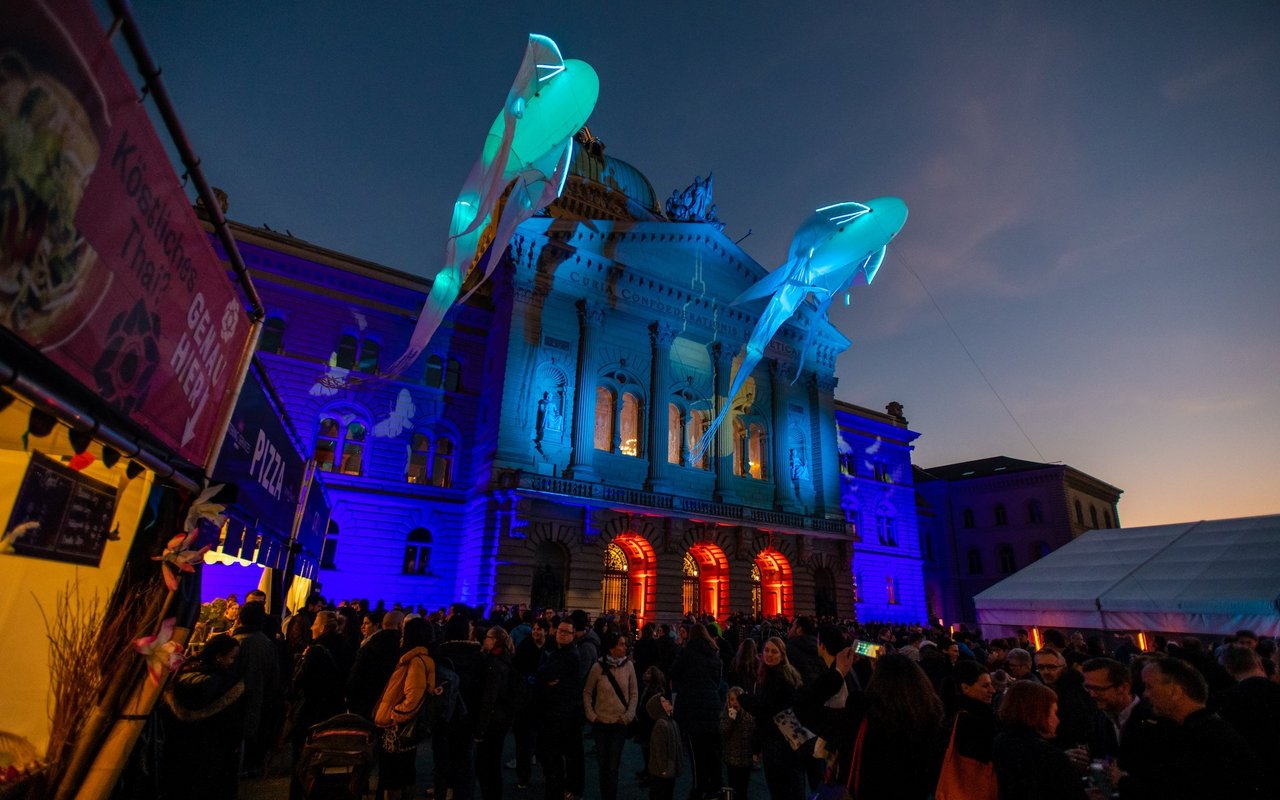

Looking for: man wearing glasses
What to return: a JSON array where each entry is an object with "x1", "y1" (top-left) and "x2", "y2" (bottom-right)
[{"x1": 1035, "y1": 647, "x2": 1105, "y2": 754}]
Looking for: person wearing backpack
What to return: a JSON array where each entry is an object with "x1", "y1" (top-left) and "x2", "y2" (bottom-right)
[
  {"x1": 474, "y1": 626, "x2": 517, "y2": 800},
  {"x1": 583, "y1": 631, "x2": 639, "y2": 800},
  {"x1": 373, "y1": 618, "x2": 435, "y2": 800},
  {"x1": 432, "y1": 614, "x2": 485, "y2": 800}
]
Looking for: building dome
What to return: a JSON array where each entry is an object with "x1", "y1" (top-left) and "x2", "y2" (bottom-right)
[{"x1": 550, "y1": 128, "x2": 665, "y2": 222}]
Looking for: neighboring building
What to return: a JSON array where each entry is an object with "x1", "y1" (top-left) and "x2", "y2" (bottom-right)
[
  {"x1": 205, "y1": 129, "x2": 929, "y2": 622},
  {"x1": 914, "y1": 456, "x2": 1123, "y2": 624}
]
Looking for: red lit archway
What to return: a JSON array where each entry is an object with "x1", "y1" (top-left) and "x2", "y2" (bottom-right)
[
  {"x1": 755, "y1": 548, "x2": 794, "y2": 619},
  {"x1": 602, "y1": 532, "x2": 658, "y2": 628},
  {"x1": 684, "y1": 542, "x2": 729, "y2": 620}
]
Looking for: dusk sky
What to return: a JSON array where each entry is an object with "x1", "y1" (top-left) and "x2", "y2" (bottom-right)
[{"x1": 112, "y1": 2, "x2": 1279, "y2": 528}]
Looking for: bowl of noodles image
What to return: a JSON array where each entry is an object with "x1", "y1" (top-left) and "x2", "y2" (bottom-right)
[{"x1": 0, "y1": 48, "x2": 101, "y2": 343}]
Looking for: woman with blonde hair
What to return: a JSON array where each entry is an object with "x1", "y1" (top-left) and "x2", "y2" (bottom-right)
[
  {"x1": 373, "y1": 617, "x2": 435, "y2": 800},
  {"x1": 740, "y1": 636, "x2": 805, "y2": 800}
]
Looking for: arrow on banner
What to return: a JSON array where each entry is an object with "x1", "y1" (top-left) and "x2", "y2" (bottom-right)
[{"x1": 182, "y1": 392, "x2": 209, "y2": 447}]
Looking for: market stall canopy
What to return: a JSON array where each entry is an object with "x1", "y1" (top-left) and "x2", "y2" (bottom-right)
[{"x1": 974, "y1": 514, "x2": 1280, "y2": 636}]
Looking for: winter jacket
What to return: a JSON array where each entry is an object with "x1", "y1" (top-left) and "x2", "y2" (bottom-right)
[
  {"x1": 786, "y1": 635, "x2": 822, "y2": 687},
  {"x1": 647, "y1": 695, "x2": 682, "y2": 779},
  {"x1": 668, "y1": 637, "x2": 723, "y2": 735},
  {"x1": 535, "y1": 642, "x2": 582, "y2": 724},
  {"x1": 473, "y1": 650, "x2": 515, "y2": 734},
  {"x1": 232, "y1": 624, "x2": 280, "y2": 738},
  {"x1": 432, "y1": 639, "x2": 485, "y2": 732},
  {"x1": 583, "y1": 657, "x2": 639, "y2": 725},
  {"x1": 374, "y1": 646, "x2": 434, "y2": 727},
  {"x1": 992, "y1": 723, "x2": 1085, "y2": 800},
  {"x1": 719, "y1": 705, "x2": 756, "y2": 768},
  {"x1": 346, "y1": 628, "x2": 401, "y2": 720},
  {"x1": 740, "y1": 665, "x2": 798, "y2": 748}
]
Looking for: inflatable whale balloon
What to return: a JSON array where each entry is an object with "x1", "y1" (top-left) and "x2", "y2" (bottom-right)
[
  {"x1": 692, "y1": 197, "x2": 908, "y2": 460},
  {"x1": 383, "y1": 34, "x2": 599, "y2": 378}
]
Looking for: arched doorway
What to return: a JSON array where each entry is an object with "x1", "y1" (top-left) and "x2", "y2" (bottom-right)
[
  {"x1": 754, "y1": 549, "x2": 793, "y2": 619},
  {"x1": 813, "y1": 567, "x2": 836, "y2": 618},
  {"x1": 531, "y1": 541, "x2": 569, "y2": 610},
  {"x1": 601, "y1": 533, "x2": 657, "y2": 626},
  {"x1": 684, "y1": 542, "x2": 729, "y2": 620}
]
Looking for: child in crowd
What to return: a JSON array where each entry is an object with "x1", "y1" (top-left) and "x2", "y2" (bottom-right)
[
  {"x1": 646, "y1": 694, "x2": 681, "y2": 800},
  {"x1": 719, "y1": 687, "x2": 756, "y2": 799}
]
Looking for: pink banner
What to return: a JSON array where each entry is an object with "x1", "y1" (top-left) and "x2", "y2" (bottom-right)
[{"x1": 0, "y1": 0, "x2": 252, "y2": 467}]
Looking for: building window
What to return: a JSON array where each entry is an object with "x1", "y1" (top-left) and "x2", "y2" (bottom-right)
[
  {"x1": 1027, "y1": 500, "x2": 1043, "y2": 524},
  {"x1": 998, "y1": 544, "x2": 1016, "y2": 574},
  {"x1": 357, "y1": 339, "x2": 379, "y2": 373},
  {"x1": 316, "y1": 416, "x2": 367, "y2": 476},
  {"x1": 430, "y1": 439, "x2": 454, "y2": 488},
  {"x1": 320, "y1": 520, "x2": 338, "y2": 569},
  {"x1": 995, "y1": 504, "x2": 1008, "y2": 526},
  {"x1": 687, "y1": 409, "x2": 710, "y2": 470},
  {"x1": 962, "y1": 508, "x2": 975, "y2": 529},
  {"x1": 335, "y1": 334, "x2": 358, "y2": 370},
  {"x1": 594, "y1": 388, "x2": 614, "y2": 451},
  {"x1": 602, "y1": 543, "x2": 629, "y2": 615},
  {"x1": 851, "y1": 572, "x2": 861, "y2": 604},
  {"x1": 444, "y1": 358, "x2": 461, "y2": 392},
  {"x1": 1104, "y1": 510, "x2": 1113, "y2": 528},
  {"x1": 1075, "y1": 499, "x2": 1084, "y2": 525},
  {"x1": 667, "y1": 404, "x2": 682, "y2": 465},
  {"x1": 682, "y1": 552, "x2": 700, "y2": 616},
  {"x1": 1090, "y1": 505, "x2": 1099, "y2": 529},
  {"x1": 403, "y1": 528, "x2": 432, "y2": 575},
  {"x1": 424, "y1": 355, "x2": 444, "y2": 387},
  {"x1": 734, "y1": 419, "x2": 767, "y2": 479},
  {"x1": 407, "y1": 433, "x2": 430, "y2": 483},
  {"x1": 1030, "y1": 541, "x2": 1051, "y2": 562},
  {"x1": 877, "y1": 514, "x2": 896, "y2": 546},
  {"x1": 619, "y1": 392, "x2": 642, "y2": 457},
  {"x1": 750, "y1": 562, "x2": 763, "y2": 617},
  {"x1": 886, "y1": 575, "x2": 898, "y2": 605},
  {"x1": 874, "y1": 463, "x2": 893, "y2": 483},
  {"x1": 967, "y1": 548, "x2": 983, "y2": 575},
  {"x1": 919, "y1": 530, "x2": 933, "y2": 561},
  {"x1": 259, "y1": 317, "x2": 285, "y2": 354}
]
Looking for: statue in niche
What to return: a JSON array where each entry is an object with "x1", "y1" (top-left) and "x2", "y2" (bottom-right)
[
  {"x1": 789, "y1": 447, "x2": 810, "y2": 498},
  {"x1": 534, "y1": 390, "x2": 564, "y2": 454},
  {"x1": 531, "y1": 564, "x2": 564, "y2": 610},
  {"x1": 665, "y1": 173, "x2": 725, "y2": 231}
]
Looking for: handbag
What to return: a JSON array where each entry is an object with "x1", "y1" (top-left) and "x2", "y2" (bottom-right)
[
  {"x1": 935, "y1": 714, "x2": 997, "y2": 800},
  {"x1": 379, "y1": 655, "x2": 432, "y2": 752},
  {"x1": 808, "y1": 718, "x2": 866, "y2": 800},
  {"x1": 772, "y1": 707, "x2": 817, "y2": 751}
]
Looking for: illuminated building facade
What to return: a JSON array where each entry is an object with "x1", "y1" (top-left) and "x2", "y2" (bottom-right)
[{"x1": 216, "y1": 131, "x2": 928, "y2": 622}]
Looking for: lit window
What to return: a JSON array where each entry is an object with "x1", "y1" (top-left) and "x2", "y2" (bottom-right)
[
  {"x1": 619, "y1": 393, "x2": 641, "y2": 457},
  {"x1": 998, "y1": 544, "x2": 1016, "y2": 574},
  {"x1": 340, "y1": 421, "x2": 366, "y2": 475},
  {"x1": 594, "y1": 388, "x2": 615, "y2": 451},
  {"x1": 962, "y1": 508, "x2": 975, "y2": 529},
  {"x1": 886, "y1": 575, "x2": 898, "y2": 605},
  {"x1": 424, "y1": 355, "x2": 444, "y2": 388},
  {"x1": 687, "y1": 410, "x2": 710, "y2": 470},
  {"x1": 967, "y1": 548, "x2": 983, "y2": 575},
  {"x1": 336, "y1": 334, "x2": 358, "y2": 370},
  {"x1": 357, "y1": 339, "x2": 379, "y2": 374},
  {"x1": 315, "y1": 417, "x2": 340, "y2": 473},
  {"x1": 877, "y1": 514, "x2": 896, "y2": 546},
  {"x1": 682, "y1": 552, "x2": 700, "y2": 615},
  {"x1": 403, "y1": 528, "x2": 432, "y2": 575},
  {"x1": 995, "y1": 504, "x2": 1008, "y2": 526},
  {"x1": 314, "y1": 416, "x2": 366, "y2": 476},
  {"x1": 320, "y1": 520, "x2": 338, "y2": 569},
  {"x1": 667, "y1": 404, "x2": 682, "y2": 465},
  {"x1": 444, "y1": 358, "x2": 461, "y2": 392},
  {"x1": 430, "y1": 439, "x2": 454, "y2": 488},
  {"x1": 407, "y1": 433, "x2": 430, "y2": 484},
  {"x1": 259, "y1": 317, "x2": 285, "y2": 354},
  {"x1": 748, "y1": 423, "x2": 766, "y2": 480}
]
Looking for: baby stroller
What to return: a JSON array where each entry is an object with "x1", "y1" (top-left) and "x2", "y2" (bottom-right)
[{"x1": 294, "y1": 713, "x2": 378, "y2": 800}]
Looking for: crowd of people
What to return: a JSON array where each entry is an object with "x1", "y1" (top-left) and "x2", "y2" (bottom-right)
[{"x1": 168, "y1": 592, "x2": 1280, "y2": 800}]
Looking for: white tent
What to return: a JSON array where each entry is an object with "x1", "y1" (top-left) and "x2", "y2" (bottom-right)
[{"x1": 974, "y1": 514, "x2": 1280, "y2": 637}]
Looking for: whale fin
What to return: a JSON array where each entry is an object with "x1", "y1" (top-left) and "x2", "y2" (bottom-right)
[{"x1": 732, "y1": 257, "x2": 799, "y2": 306}]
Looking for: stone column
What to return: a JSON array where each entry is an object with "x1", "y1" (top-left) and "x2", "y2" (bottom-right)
[
  {"x1": 808, "y1": 371, "x2": 841, "y2": 516},
  {"x1": 710, "y1": 342, "x2": 736, "y2": 502},
  {"x1": 769, "y1": 361, "x2": 793, "y2": 511},
  {"x1": 566, "y1": 300, "x2": 604, "y2": 481},
  {"x1": 646, "y1": 322, "x2": 675, "y2": 492}
]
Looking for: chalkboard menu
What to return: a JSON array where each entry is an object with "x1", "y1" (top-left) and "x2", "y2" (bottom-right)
[{"x1": 6, "y1": 451, "x2": 120, "y2": 567}]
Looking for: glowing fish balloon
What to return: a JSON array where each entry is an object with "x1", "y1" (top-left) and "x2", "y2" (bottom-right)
[
  {"x1": 693, "y1": 197, "x2": 908, "y2": 460},
  {"x1": 384, "y1": 34, "x2": 599, "y2": 378}
]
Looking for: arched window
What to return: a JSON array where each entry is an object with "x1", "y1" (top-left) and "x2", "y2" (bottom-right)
[
  {"x1": 430, "y1": 439, "x2": 454, "y2": 488},
  {"x1": 424, "y1": 355, "x2": 444, "y2": 388},
  {"x1": 682, "y1": 552, "x2": 700, "y2": 616},
  {"x1": 1027, "y1": 500, "x2": 1043, "y2": 523},
  {"x1": 407, "y1": 433, "x2": 430, "y2": 484},
  {"x1": 594, "y1": 388, "x2": 615, "y2": 451},
  {"x1": 750, "y1": 562, "x2": 763, "y2": 617},
  {"x1": 357, "y1": 339, "x2": 379, "y2": 374},
  {"x1": 619, "y1": 392, "x2": 642, "y2": 457},
  {"x1": 259, "y1": 317, "x2": 285, "y2": 354},
  {"x1": 687, "y1": 410, "x2": 710, "y2": 470},
  {"x1": 320, "y1": 520, "x2": 338, "y2": 569},
  {"x1": 531, "y1": 542, "x2": 569, "y2": 610},
  {"x1": 998, "y1": 544, "x2": 1016, "y2": 574},
  {"x1": 335, "y1": 334, "x2": 358, "y2": 369},
  {"x1": 748, "y1": 422, "x2": 767, "y2": 479},
  {"x1": 403, "y1": 528, "x2": 432, "y2": 575},
  {"x1": 886, "y1": 575, "x2": 898, "y2": 605},
  {"x1": 444, "y1": 358, "x2": 462, "y2": 392},
  {"x1": 1075, "y1": 499, "x2": 1085, "y2": 525},
  {"x1": 1030, "y1": 541, "x2": 1051, "y2": 562},
  {"x1": 1104, "y1": 510, "x2": 1113, "y2": 528},
  {"x1": 814, "y1": 568, "x2": 836, "y2": 617},
  {"x1": 877, "y1": 513, "x2": 897, "y2": 546},
  {"x1": 967, "y1": 548, "x2": 983, "y2": 575},
  {"x1": 1090, "y1": 505, "x2": 1099, "y2": 529},
  {"x1": 667, "y1": 404, "x2": 683, "y2": 465},
  {"x1": 995, "y1": 504, "x2": 1008, "y2": 526},
  {"x1": 601, "y1": 543, "x2": 628, "y2": 615},
  {"x1": 962, "y1": 508, "x2": 975, "y2": 529},
  {"x1": 315, "y1": 416, "x2": 367, "y2": 476}
]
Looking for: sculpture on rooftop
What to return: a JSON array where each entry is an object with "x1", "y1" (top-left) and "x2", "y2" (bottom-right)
[
  {"x1": 665, "y1": 173, "x2": 723, "y2": 231},
  {"x1": 692, "y1": 197, "x2": 908, "y2": 461}
]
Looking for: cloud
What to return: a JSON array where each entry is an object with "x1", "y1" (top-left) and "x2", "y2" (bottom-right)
[{"x1": 1160, "y1": 46, "x2": 1267, "y2": 103}]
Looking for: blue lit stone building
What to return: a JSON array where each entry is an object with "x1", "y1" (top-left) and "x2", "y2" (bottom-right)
[{"x1": 213, "y1": 131, "x2": 928, "y2": 623}]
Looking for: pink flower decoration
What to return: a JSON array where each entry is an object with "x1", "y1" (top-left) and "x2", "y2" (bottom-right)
[
  {"x1": 152, "y1": 530, "x2": 211, "y2": 591},
  {"x1": 134, "y1": 617, "x2": 184, "y2": 684}
]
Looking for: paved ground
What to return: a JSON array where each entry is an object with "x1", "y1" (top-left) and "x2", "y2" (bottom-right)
[{"x1": 240, "y1": 729, "x2": 770, "y2": 799}]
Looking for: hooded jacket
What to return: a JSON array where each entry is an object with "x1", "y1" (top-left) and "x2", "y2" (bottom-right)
[
  {"x1": 374, "y1": 646, "x2": 435, "y2": 727},
  {"x1": 646, "y1": 694, "x2": 682, "y2": 780}
]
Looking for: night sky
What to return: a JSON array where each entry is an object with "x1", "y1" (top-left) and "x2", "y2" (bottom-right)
[{"x1": 111, "y1": 2, "x2": 1279, "y2": 527}]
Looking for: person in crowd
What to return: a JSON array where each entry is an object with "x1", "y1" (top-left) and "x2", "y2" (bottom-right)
[
  {"x1": 647, "y1": 694, "x2": 682, "y2": 800},
  {"x1": 1218, "y1": 645, "x2": 1280, "y2": 799},
  {"x1": 719, "y1": 687, "x2": 756, "y2": 800},
  {"x1": 431, "y1": 613, "x2": 485, "y2": 800},
  {"x1": 633, "y1": 622, "x2": 660, "y2": 679},
  {"x1": 730, "y1": 638, "x2": 760, "y2": 692},
  {"x1": 232, "y1": 600, "x2": 279, "y2": 777},
  {"x1": 565, "y1": 609, "x2": 596, "y2": 798},
  {"x1": 667, "y1": 622, "x2": 723, "y2": 800},
  {"x1": 656, "y1": 623, "x2": 677, "y2": 674},
  {"x1": 583, "y1": 631, "x2": 639, "y2": 800},
  {"x1": 509, "y1": 609, "x2": 534, "y2": 648},
  {"x1": 160, "y1": 634, "x2": 245, "y2": 800},
  {"x1": 510, "y1": 618, "x2": 549, "y2": 789},
  {"x1": 1080, "y1": 656, "x2": 1167, "y2": 798},
  {"x1": 633, "y1": 666, "x2": 667, "y2": 787},
  {"x1": 536, "y1": 619, "x2": 584, "y2": 800},
  {"x1": 347, "y1": 610, "x2": 404, "y2": 721},
  {"x1": 1035, "y1": 647, "x2": 1107, "y2": 756},
  {"x1": 991, "y1": 680, "x2": 1086, "y2": 800},
  {"x1": 785, "y1": 616, "x2": 822, "y2": 687},
  {"x1": 288, "y1": 609, "x2": 346, "y2": 781},
  {"x1": 740, "y1": 636, "x2": 806, "y2": 800},
  {"x1": 373, "y1": 617, "x2": 435, "y2": 800},
  {"x1": 474, "y1": 626, "x2": 517, "y2": 800},
  {"x1": 940, "y1": 659, "x2": 997, "y2": 793},
  {"x1": 1004, "y1": 647, "x2": 1038, "y2": 683}
]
